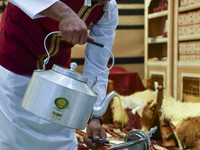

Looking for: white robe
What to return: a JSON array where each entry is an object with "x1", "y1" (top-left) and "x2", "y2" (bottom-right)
[
  {"x1": 0, "y1": 0, "x2": 118, "y2": 149},
  {"x1": 0, "y1": 65, "x2": 78, "y2": 150}
]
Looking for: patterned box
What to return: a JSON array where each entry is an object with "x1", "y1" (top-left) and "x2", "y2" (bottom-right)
[
  {"x1": 198, "y1": 41, "x2": 200, "y2": 54},
  {"x1": 180, "y1": 0, "x2": 184, "y2": 6},
  {"x1": 179, "y1": 25, "x2": 190, "y2": 36},
  {"x1": 180, "y1": 0, "x2": 188, "y2": 6},
  {"x1": 193, "y1": 24, "x2": 199, "y2": 34},
  {"x1": 197, "y1": 55, "x2": 200, "y2": 61},
  {"x1": 183, "y1": 42, "x2": 189, "y2": 54},
  {"x1": 192, "y1": 41, "x2": 199, "y2": 54},
  {"x1": 179, "y1": 25, "x2": 184, "y2": 36},
  {"x1": 197, "y1": 10, "x2": 200, "y2": 23},
  {"x1": 188, "y1": 24, "x2": 194, "y2": 35},
  {"x1": 188, "y1": 0, "x2": 198, "y2": 5},
  {"x1": 180, "y1": 55, "x2": 187, "y2": 61},
  {"x1": 188, "y1": 11, "x2": 196, "y2": 24},
  {"x1": 197, "y1": 23, "x2": 200, "y2": 34},
  {"x1": 193, "y1": 55, "x2": 198, "y2": 61},
  {"x1": 179, "y1": 13, "x2": 189, "y2": 25},
  {"x1": 185, "y1": 55, "x2": 190, "y2": 61},
  {"x1": 187, "y1": 42, "x2": 192, "y2": 54},
  {"x1": 179, "y1": 42, "x2": 186, "y2": 54}
]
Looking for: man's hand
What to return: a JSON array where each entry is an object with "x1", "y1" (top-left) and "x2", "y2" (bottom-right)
[
  {"x1": 58, "y1": 14, "x2": 88, "y2": 45},
  {"x1": 40, "y1": 1, "x2": 94, "y2": 45},
  {"x1": 83, "y1": 119, "x2": 107, "y2": 149}
]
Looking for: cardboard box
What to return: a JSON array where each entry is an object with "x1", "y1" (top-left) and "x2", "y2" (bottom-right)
[
  {"x1": 179, "y1": 14, "x2": 184, "y2": 25},
  {"x1": 190, "y1": 41, "x2": 198, "y2": 54},
  {"x1": 185, "y1": 55, "x2": 189, "y2": 61},
  {"x1": 180, "y1": 55, "x2": 187, "y2": 61},
  {"x1": 198, "y1": 41, "x2": 200, "y2": 54},
  {"x1": 188, "y1": 11, "x2": 198, "y2": 24},
  {"x1": 180, "y1": 0, "x2": 189, "y2": 6},
  {"x1": 197, "y1": 55, "x2": 200, "y2": 61},
  {"x1": 179, "y1": 25, "x2": 184, "y2": 36},
  {"x1": 179, "y1": 25, "x2": 189, "y2": 36},
  {"x1": 187, "y1": 42, "x2": 192, "y2": 54},
  {"x1": 193, "y1": 24, "x2": 199, "y2": 34},
  {"x1": 184, "y1": 42, "x2": 189, "y2": 54},
  {"x1": 179, "y1": 13, "x2": 189, "y2": 25},
  {"x1": 193, "y1": 55, "x2": 198, "y2": 61},
  {"x1": 180, "y1": 55, "x2": 183, "y2": 61},
  {"x1": 197, "y1": 10, "x2": 200, "y2": 23},
  {"x1": 180, "y1": 0, "x2": 185, "y2": 6},
  {"x1": 197, "y1": 23, "x2": 200, "y2": 34},
  {"x1": 188, "y1": 0, "x2": 196, "y2": 5},
  {"x1": 184, "y1": 25, "x2": 189, "y2": 35},
  {"x1": 189, "y1": 24, "x2": 194, "y2": 34},
  {"x1": 179, "y1": 55, "x2": 184, "y2": 61},
  {"x1": 179, "y1": 42, "x2": 185, "y2": 54},
  {"x1": 190, "y1": 55, "x2": 197, "y2": 61},
  {"x1": 194, "y1": 11, "x2": 199, "y2": 24},
  {"x1": 194, "y1": 42, "x2": 199, "y2": 54}
]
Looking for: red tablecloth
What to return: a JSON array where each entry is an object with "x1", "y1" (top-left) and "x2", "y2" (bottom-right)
[{"x1": 108, "y1": 66, "x2": 145, "y2": 96}]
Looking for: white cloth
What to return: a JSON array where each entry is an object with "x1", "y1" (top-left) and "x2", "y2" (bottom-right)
[
  {"x1": 7, "y1": 0, "x2": 112, "y2": 20},
  {"x1": 7, "y1": 0, "x2": 58, "y2": 19},
  {"x1": 0, "y1": 65, "x2": 78, "y2": 150},
  {"x1": 83, "y1": 0, "x2": 118, "y2": 106},
  {"x1": 84, "y1": 0, "x2": 92, "y2": 7}
]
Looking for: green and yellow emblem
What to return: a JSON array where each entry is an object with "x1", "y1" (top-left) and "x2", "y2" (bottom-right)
[{"x1": 54, "y1": 97, "x2": 69, "y2": 109}]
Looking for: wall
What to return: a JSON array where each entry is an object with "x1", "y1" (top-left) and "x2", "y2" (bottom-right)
[{"x1": 0, "y1": 0, "x2": 7, "y2": 13}]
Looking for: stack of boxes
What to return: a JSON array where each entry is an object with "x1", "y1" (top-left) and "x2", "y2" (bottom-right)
[
  {"x1": 179, "y1": 0, "x2": 200, "y2": 62},
  {"x1": 179, "y1": 41, "x2": 200, "y2": 61},
  {"x1": 180, "y1": 0, "x2": 200, "y2": 6},
  {"x1": 179, "y1": 10, "x2": 200, "y2": 36}
]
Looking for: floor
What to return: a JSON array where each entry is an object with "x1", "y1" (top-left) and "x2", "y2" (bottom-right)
[{"x1": 76, "y1": 124, "x2": 181, "y2": 150}]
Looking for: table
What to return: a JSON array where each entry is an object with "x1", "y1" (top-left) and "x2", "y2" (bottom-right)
[{"x1": 108, "y1": 66, "x2": 145, "y2": 96}]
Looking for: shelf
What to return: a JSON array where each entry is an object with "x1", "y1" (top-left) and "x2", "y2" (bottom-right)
[
  {"x1": 148, "y1": 37, "x2": 168, "y2": 44},
  {"x1": 148, "y1": 61, "x2": 167, "y2": 66},
  {"x1": 179, "y1": 35, "x2": 200, "y2": 41},
  {"x1": 178, "y1": 61, "x2": 200, "y2": 67},
  {"x1": 179, "y1": 3, "x2": 200, "y2": 12},
  {"x1": 145, "y1": 0, "x2": 173, "y2": 95},
  {"x1": 148, "y1": 10, "x2": 168, "y2": 19}
]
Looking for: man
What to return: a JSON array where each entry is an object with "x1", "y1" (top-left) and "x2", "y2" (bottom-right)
[{"x1": 0, "y1": 0, "x2": 118, "y2": 150}]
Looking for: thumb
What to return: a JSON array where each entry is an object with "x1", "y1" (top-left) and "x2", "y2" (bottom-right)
[
  {"x1": 92, "y1": 130, "x2": 100, "y2": 141},
  {"x1": 87, "y1": 34, "x2": 95, "y2": 41}
]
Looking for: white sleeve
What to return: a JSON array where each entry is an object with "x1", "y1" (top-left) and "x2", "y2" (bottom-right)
[
  {"x1": 83, "y1": 0, "x2": 118, "y2": 107},
  {"x1": 7, "y1": 0, "x2": 58, "y2": 19}
]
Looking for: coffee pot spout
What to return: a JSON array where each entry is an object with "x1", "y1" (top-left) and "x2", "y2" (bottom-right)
[{"x1": 92, "y1": 91, "x2": 115, "y2": 117}]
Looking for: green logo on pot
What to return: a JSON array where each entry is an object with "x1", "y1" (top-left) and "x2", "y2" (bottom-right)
[{"x1": 55, "y1": 97, "x2": 69, "y2": 109}]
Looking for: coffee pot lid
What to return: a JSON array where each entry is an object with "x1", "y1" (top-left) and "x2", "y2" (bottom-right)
[{"x1": 52, "y1": 62, "x2": 88, "y2": 83}]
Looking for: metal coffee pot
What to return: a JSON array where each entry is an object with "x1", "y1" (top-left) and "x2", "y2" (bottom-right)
[{"x1": 21, "y1": 31, "x2": 116, "y2": 130}]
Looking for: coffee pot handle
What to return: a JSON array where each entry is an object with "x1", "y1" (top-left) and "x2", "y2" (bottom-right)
[
  {"x1": 41, "y1": 31, "x2": 115, "y2": 86},
  {"x1": 37, "y1": 31, "x2": 61, "y2": 71}
]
